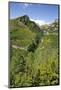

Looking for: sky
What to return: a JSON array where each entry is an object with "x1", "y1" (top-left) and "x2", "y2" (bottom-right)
[{"x1": 9, "y1": 2, "x2": 59, "y2": 25}]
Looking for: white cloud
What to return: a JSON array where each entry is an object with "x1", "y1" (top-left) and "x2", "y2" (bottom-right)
[
  {"x1": 30, "y1": 19, "x2": 50, "y2": 26},
  {"x1": 23, "y1": 3, "x2": 32, "y2": 8},
  {"x1": 24, "y1": 3, "x2": 29, "y2": 8}
]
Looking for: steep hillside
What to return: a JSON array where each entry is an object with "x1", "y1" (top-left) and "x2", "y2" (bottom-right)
[{"x1": 10, "y1": 15, "x2": 43, "y2": 47}]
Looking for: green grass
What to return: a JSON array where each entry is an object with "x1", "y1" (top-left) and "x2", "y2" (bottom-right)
[
  {"x1": 9, "y1": 16, "x2": 59, "y2": 87},
  {"x1": 10, "y1": 28, "x2": 36, "y2": 47}
]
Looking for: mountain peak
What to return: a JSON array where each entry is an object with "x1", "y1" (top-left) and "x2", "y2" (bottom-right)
[
  {"x1": 22, "y1": 15, "x2": 29, "y2": 19},
  {"x1": 20, "y1": 15, "x2": 29, "y2": 20},
  {"x1": 18, "y1": 15, "x2": 30, "y2": 25}
]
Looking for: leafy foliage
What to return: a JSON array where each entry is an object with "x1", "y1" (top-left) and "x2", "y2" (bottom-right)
[{"x1": 9, "y1": 15, "x2": 59, "y2": 87}]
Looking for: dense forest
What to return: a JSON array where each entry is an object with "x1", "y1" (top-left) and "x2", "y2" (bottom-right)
[{"x1": 9, "y1": 15, "x2": 59, "y2": 87}]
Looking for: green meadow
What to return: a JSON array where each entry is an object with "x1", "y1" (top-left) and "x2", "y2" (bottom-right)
[{"x1": 9, "y1": 15, "x2": 59, "y2": 87}]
